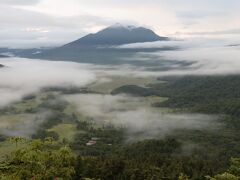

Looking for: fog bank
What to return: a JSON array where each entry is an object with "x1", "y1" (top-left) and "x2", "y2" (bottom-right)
[
  {"x1": 0, "y1": 58, "x2": 96, "y2": 107},
  {"x1": 113, "y1": 38, "x2": 240, "y2": 76},
  {"x1": 64, "y1": 94, "x2": 220, "y2": 141}
]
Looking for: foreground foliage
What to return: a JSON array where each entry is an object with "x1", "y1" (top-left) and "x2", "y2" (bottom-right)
[
  {"x1": 0, "y1": 138, "x2": 75, "y2": 180},
  {"x1": 0, "y1": 137, "x2": 239, "y2": 180}
]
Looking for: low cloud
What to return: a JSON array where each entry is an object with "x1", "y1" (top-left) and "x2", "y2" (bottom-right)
[
  {"x1": 64, "y1": 94, "x2": 220, "y2": 141},
  {"x1": 115, "y1": 40, "x2": 187, "y2": 49},
  {"x1": 0, "y1": 0, "x2": 40, "y2": 5},
  {"x1": 114, "y1": 110, "x2": 219, "y2": 142},
  {"x1": 113, "y1": 38, "x2": 240, "y2": 76},
  {"x1": 0, "y1": 5, "x2": 113, "y2": 48},
  {"x1": 0, "y1": 58, "x2": 96, "y2": 107},
  {"x1": 158, "y1": 45, "x2": 240, "y2": 75},
  {"x1": 0, "y1": 111, "x2": 50, "y2": 137}
]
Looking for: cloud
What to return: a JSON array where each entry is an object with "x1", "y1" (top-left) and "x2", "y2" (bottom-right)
[
  {"x1": 0, "y1": 5, "x2": 113, "y2": 48},
  {"x1": 114, "y1": 110, "x2": 219, "y2": 142},
  {"x1": 156, "y1": 44, "x2": 240, "y2": 75},
  {"x1": 0, "y1": 0, "x2": 40, "y2": 5},
  {"x1": 1, "y1": 0, "x2": 239, "y2": 48},
  {"x1": 0, "y1": 111, "x2": 50, "y2": 137},
  {"x1": 116, "y1": 40, "x2": 188, "y2": 49},
  {"x1": 110, "y1": 38, "x2": 240, "y2": 76},
  {"x1": 0, "y1": 57, "x2": 96, "y2": 107},
  {"x1": 63, "y1": 94, "x2": 220, "y2": 141},
  {"x1": 177, "y1": 29, "x2": 240, "y2": 36}
]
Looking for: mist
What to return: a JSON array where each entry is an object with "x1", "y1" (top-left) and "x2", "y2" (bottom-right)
[
  {"x1": 63, "y1": 94, "x2": 220, "y2": 141},
  {"x1": 0, "y1": 38, "x2": 234, "y2": 140},
  {"x1": 113, "y1": 38, "x2": 240, "y2": 76},
  {"x1": 0, "y1": 58, "x2": 96, "y2": 107},
  {"x1": 0, "y1": 111, "x2": 51, "y2": 137}
]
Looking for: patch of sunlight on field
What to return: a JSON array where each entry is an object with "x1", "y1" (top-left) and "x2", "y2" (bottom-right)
[
  {"x1": 143, "y1": 96, "x2": 168, "y2": 105},
  {"x1": 89, "y1": 75, "x2": 161, "y2": 93},
  {"x1": 48, "y1": 123, "x2": 79, "y2": 141}
]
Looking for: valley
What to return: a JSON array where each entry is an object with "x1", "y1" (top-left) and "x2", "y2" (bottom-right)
[{"x1": 1, "y1": 71, "x2": 239, "y2": 179}]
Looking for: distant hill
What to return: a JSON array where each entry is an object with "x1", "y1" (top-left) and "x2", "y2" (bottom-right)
[
  {"x1": 30, "y1": 24, "x2": 171, "y2": 65},
  {"x1": 0, "y1": 64, "x2": 4, "y2": 68}
]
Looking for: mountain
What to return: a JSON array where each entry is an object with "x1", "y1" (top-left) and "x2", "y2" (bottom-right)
[
  {"x1": 63, "y1": 24, "x2": 168, "y2": 47},
  {"x1": 29, "y1": 24, "x2": 171, "y2": 65},
  {"x1": 0, "y1": 64, "x2": 4, "y2": 68}
]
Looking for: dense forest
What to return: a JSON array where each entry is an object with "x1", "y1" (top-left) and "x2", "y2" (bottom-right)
[
  {"x1": 112, "y1": 75, "x2": 240, "y2": 115},
  {"x1": 1, "y1": 137, "x2": 239, "y2": 180}
]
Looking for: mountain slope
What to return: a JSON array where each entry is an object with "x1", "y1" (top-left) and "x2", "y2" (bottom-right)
[{"x1": 63, "y1": 24, "x2": 168, "y2": 47}]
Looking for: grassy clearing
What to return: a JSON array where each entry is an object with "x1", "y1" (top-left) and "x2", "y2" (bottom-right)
[
  {"x1": 145, "y1": 96, "x2": 168, "y2": 105},
  {"x1": 111, "y1": 95, "x2": 169, "y2": 111}
]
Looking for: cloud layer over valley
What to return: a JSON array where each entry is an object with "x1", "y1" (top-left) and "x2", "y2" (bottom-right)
[
  {"x1": 111, "y1": 38, "x2": 240, "y2": 76},
  {"x1": 0, "y1": 40, "x2": 236, "y2": 139},
  {"x1": 0, "y1": 58, "x2": 95, "y2": 107},
  {"x1": 64, "y1": 94, "x2": 220, "y2": 141}
]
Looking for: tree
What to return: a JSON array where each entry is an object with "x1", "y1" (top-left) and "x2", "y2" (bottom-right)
[
  {"x1": 228, "y1": 158, "x2": 240, "y2": 177},
  {"x1": 206, "y1": 172, "x2": 238, "y2": 180},
  {"x1": 8, "y1": 136, "x2": 26, "y2": 148},
  {"x1": 0, "y1": 138, "x2": 76, "y2": 179},
  {"x1": 206, "y1": 158, "x2": 240, "y2": 180}
]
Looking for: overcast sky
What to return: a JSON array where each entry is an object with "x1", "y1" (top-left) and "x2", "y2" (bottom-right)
[{"x1": 0, "y1": 0, "x2": 240, "y2": 48}]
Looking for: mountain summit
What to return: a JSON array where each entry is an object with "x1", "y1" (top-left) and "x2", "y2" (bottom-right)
[{"x1": 63, "y1": 24, "x2": 168, "y2": 47}]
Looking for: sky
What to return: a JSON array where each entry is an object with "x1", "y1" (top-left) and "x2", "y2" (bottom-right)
[{"x1": 0, "y1": 0, "x2": 240, "y2": 48}]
